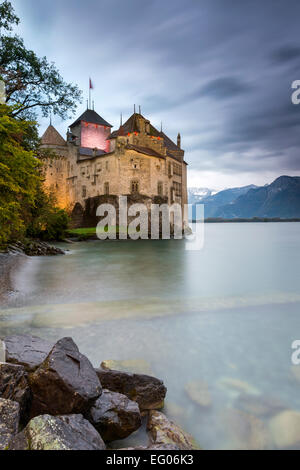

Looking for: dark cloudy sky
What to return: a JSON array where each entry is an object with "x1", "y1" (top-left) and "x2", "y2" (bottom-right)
[{"x1": 11, "y1": 0, "x2": 300, "y2": 189}]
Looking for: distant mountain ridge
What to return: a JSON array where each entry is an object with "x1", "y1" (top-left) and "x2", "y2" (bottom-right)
[
  {"x1": 188, "y1": 176, "x2": 300, "y2": 219},
  {"x1": 215, "y1": 176, "x2": 300, "y2": 219}
]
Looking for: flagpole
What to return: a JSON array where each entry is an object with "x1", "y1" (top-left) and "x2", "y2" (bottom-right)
[{"x1": 89, "y1": 79, "x2": 91, "y2": 110}]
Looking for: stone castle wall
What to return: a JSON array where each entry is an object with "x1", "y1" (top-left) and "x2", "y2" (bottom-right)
[{"x1": 42, "y1": 114, "x2": 188, "y2": 228}]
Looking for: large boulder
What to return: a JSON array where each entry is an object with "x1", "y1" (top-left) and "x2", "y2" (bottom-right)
[
  {"x1": 0, "y1": 398, "x2": 20, "y2": 450},
  {"x1": 95, "y1": 368, "x2": 166, "y2": 411},
  {"x1": 147, "y1": 410, "x2": 199, "y2": 450},
  {"x1": 0, "y1": 363, "x2": 31, "y2": 424},
  {"x1": 29, "y1": 337, "x2": 102, "y2": 416},
  {"x1": 88, "y1": 389, "x2": 141, "y2": 441},
  {"x1": 8, "y1": 414, "x2": 106, "y2": 450},
  {"x1": 3, "y1": 334, "x2": 53, "y2": 372}
]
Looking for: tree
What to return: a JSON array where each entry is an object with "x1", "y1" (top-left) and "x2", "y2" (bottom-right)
[
  {"x1": 0, "y1": 1, "x2": 82, "y2": 120},
  {"x1": 0, "y1": 104, "x2": 69, "y2": 247},
  {"x1": 0, "y1": 104, "x2": 40, "y2": 246},
  {"x1": 0, "y1": 2, "x2": 74, "y2": 246},
  {"x1": 0, "y1": 0, "x2": 19, "y2": 31}
]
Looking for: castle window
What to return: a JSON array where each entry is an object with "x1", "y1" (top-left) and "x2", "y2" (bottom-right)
[
  {"x1": 173, "y1": 163, "x2": 182, "y2": 176},
  {"x1": 174, "y1": 182, "x2": 182, "y2": 197},
  {"x1": 106, "y1": 161, "x2": 109, "y2": 171},
  {"x1": 82, "y1": 186, "x2": 87, "y2": 198},
  {"x1": 104, "y1": 182, "x2": 109, "y2": 195},
  {"x1": 157, "y1": 182, "x2": 163, "y2": 196},
  {"x1": 131, "y1": 180, "x2": 139, "y2": 193},
  {"x1": 168, "y1": 162, "x2": 173, "y2": 177},
  {"x1": 132, "y1": 159, "x2": 140, "y2": 170},
  {"x1": 170, "y1": 187, "x2": 175, "y2": 203},
  {"x1": 81, "y1": 167, "x2": 86, "y2": 176}
]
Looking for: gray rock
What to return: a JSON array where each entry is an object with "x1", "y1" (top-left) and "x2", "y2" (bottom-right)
[
  {"x1": 3, "y1": 334, "x2": 53, "y2": 372},
  {"x1": 8, "y1": 414, "x2": 106, "y2": 450},
  {"x1": 0, "y1": 398, "x2": 20, "y2": 450},
  {"x1": 29, "y1": 337, "x2": 102, "y2": 417},
  {"x1": 147, "y1": 410, "x2": 200, "y2": 450},
  {"x1": 95, "y1": 368, "x2": 167, "y2": 411},
  {"x1": 0, "y1": 363, "x2": 31, "y2": 424},
  {"x1": 88, "y1": 389, "x2": 141, "y2": 441},
  {"x1": 8, "y1": 240, "x2": 65, "y2": 256}
]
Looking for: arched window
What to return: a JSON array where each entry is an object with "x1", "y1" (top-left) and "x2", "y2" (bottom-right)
[
  {"x1": 131, "y1": 180, "x2": 139, "y2": 193},
  {"x1": 104, "y1": 182, "x2": 109, "y2": 195}
]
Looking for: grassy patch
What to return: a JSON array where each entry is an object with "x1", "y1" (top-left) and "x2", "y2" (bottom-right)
[
  {"x1": 68, "y1": 227, "x2": 97, "y2": 236},
  {"x1": 67, "y1": 225, "x2": 143, "y2": 239}
]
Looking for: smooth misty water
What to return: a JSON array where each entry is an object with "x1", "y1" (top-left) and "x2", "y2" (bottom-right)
[{"x1": 1, "y1": 223, "x2": 300, "y2": 449}]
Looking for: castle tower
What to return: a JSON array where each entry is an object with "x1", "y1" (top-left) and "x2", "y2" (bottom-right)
[
  {"x1": 41, "y1": 125, "x2": 68, "y2": 208},
  {"x1": 41, "y1": 125, "x2": 66, "y2": 147},
  {"x1": 68, "y1": 109, "x2": 112, "y2": 152}
]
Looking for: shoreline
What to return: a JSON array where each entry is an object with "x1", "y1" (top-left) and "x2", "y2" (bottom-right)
[{"x1": 192, "y1": 218, "x2": 300, "y2": 223}]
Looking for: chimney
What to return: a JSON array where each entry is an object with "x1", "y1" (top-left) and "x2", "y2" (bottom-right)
[{"x1": 177, "y1": 133, "x2": 181, "y2": 149}]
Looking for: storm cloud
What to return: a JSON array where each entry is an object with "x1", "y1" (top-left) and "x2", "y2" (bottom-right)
[{"x1": 10, "y1": 0, "x2": 300, "y2": 189}]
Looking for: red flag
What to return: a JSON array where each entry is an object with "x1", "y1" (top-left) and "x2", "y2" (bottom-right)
[{"x1": 89, "y1": 78, "x2": 94, "y2": 90}]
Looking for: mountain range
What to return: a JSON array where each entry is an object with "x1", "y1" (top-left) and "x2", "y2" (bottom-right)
[{"x1": 189, "y1": 176, "x2": 300, "y2": 219}]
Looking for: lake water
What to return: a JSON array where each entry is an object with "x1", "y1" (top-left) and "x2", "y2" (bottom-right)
[{"x1": 1, "y1": 222, "x2": 300, "y2": 449}]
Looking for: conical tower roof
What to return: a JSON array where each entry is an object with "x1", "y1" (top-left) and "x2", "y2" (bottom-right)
[
  {"x1": 70, "y1": 109, "x2": 112, "y2": 128},
  {"x1": 41, "y1": 125, "x2": 66, "y2": 146}
]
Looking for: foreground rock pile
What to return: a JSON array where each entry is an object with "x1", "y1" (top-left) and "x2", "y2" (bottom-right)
[
  {"x1": 0, "y1": 334, "x2": 198, "y2": 451},
  {"x1": 7, "y1": 240, "x2": 64, "y2": 256}
]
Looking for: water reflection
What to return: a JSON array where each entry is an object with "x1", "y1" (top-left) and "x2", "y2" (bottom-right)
[{"x1": 1, "y1": 223, "x2": 300, "y2": 449}]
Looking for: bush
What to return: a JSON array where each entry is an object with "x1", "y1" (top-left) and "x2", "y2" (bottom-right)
[
  {"x1": 26, "y1": 205, "x2": 69, "y2": 241},
  {"x1": 41, "y1": 208, "x2": 69, "y2": 241}
]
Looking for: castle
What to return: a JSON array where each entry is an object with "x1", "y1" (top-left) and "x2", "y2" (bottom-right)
[{"x1": 41, "y1": 107, "x2": 188, "y2": 228}]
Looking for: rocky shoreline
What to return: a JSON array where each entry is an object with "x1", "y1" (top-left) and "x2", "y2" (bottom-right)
[{"x1": 0, "y1": 334, "x2": 199, "y2": 451}]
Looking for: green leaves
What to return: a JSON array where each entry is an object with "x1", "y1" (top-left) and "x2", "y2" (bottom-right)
[
  {"x1": 0, "y1": 0, "x2": 19, "y2": 32},
  {"x1": 0, "y1": 105, "x2": 39, "y2": 245},
  {"x1": 0, "y1": 2, "x2": 82, "y2": 119}
]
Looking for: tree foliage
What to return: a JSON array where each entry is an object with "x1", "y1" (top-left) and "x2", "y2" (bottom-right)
[
  {"x1": 0, "y1": 104, "x2": 69, "y2": 247},
  {"x1": 0, "y1": 0, "x2": 19, "y2": 31},
  {"x1": 0, "y1": 1, "x2": 82, "y2": 119},
  {"x1": 0, "y1": 2, "x2": 75, "y2": 246},
  {"x1": 0, "y1": 104, "x2": 40, "y2": 245}
]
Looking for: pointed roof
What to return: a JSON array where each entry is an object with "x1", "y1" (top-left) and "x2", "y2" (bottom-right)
[
  {"x1": 41, "y1": 125, "x2": 66, "y2": 146},
  {"x1": 108, "y1": 113, "x2": 160, "y2": 139},
  {"x1": 159, "y1": 131, "x2": 181, "y2": 151},
  {"x1": 70, "y1": 109, "x2": 112, "y2": 128}
]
